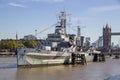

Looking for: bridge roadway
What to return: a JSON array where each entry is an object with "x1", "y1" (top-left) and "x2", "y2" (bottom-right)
[{"x1": 111, "y1": 32, "x2": 120, "y2": 35}]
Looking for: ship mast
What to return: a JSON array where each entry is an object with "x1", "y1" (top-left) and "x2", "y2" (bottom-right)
[{"x1": 56, "y1": 11, "x2": 67, "y2": 35}]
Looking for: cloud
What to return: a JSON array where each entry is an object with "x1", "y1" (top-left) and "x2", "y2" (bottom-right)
[
  {"x1": 22, "y1": 0, "x2": 64, "y2": 3},
  {"x1": 8, "y1": 2, "x2": 26, "y2": 8},
  {"x1": 49, "y1": 0, "x2": 64, "y2": 2},
  {"x1": 90, "y1": 5, "x2": 120, "y2": 12}
]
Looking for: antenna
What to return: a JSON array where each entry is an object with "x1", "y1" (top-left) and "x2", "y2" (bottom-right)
[{"x1": 35, "y1": 29, "x2": 37, "y2": 37}]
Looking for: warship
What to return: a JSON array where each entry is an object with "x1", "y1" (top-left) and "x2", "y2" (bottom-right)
[{"x1": 17, "y1": 11, "x2": 93, "y2": 66}]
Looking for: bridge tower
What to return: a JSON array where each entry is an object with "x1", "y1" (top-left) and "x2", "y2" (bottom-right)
[{"x1": 103, "y1": 24, "x2": 111, "y2": 52}]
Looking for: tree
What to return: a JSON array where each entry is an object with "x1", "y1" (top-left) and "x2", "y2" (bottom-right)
[
  {"x1": 17, "y1": 41, "x2": 25, "y2": 47},
  {"x1": 0, "y1": 39, "x2": 39, "y2": 52},
  {"x1": 23, "y1": 40, "x2": 38, "y2": 48},
  {"x1": 0, "y1": 42, "x2": 6, "y2": 49},
  {"x1": 6, "y1": 39, "x2": 16, "y2": 51}
]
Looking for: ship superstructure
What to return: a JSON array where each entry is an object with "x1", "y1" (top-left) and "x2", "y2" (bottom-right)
[{"x1": 47, "y1": 11, "x2": 75, "y2": 48}]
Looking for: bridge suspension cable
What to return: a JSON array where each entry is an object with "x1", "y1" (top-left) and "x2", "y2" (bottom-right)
[{"x1": 35, "y1": 24, "x2": 56, "y2": 36}]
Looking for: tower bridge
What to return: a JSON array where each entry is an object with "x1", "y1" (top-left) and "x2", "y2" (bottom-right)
[{"x1": 103, "y1": 24, "x2": 120, "y2": 52}]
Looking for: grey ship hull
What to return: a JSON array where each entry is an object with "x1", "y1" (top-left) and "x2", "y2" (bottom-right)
[{"x1": 17, "y1": 48, "x2": 71, "y2": 66}]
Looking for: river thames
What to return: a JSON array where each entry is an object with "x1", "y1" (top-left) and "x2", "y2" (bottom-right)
[{"x1": 0, "y1": 56, "x2": 120, "y2": 80}]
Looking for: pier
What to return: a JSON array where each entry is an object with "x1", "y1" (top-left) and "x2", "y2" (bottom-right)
[
  {"x1": 0, "y1": 52, "x2": 15, "y2": 55},
  {"x1": 93, "y1": 53, "x2": 105, "y2": 62},
  {"x1": 71, "y1": 53, "x2": 87, "y2": 65}
]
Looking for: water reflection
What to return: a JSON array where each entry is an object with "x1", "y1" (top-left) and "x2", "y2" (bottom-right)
[
  {"x1": 1, "y1": 57, "x2": 120, "y2": 80},
  {"x1": 0, "y1": 56, "x2": 17, "y2": 68},
  {"x1": 16, "y1": 58, "x2": 120, "y2": 80},
  {"x1": 16, "y1": 65, "x2": 77, "y2": 80}
]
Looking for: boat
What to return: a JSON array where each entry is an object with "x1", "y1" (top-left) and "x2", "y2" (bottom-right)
[{"x1": 17, "y1": 11, "x2": 94, "y2": 66}]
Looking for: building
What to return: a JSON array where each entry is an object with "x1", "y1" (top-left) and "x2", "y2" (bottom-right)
[
  {"x1": 97, "y1": 36, "x2": 103, "y2": 48},
  {"x1": 84, "y1": 37, "x2": 91, "y2": 47},
  {"x1": 85, "y1": 37, "x2": 90, "y2": 43},
  {"x1": 81, "y1": 36, "x2": 84, "y2": 47},
  {"x1": 24, "y1": 35, "x2": 37, "y2": 40},
  {"x1": 92, "y1": 36, "x2": 103, "y2": 49}
]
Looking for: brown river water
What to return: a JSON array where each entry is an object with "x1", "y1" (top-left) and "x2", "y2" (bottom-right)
[{"x1": 0, "y1": 56, "x2": 120, "y2": 80}]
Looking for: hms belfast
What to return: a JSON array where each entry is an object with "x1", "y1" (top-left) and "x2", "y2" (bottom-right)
[{"x1": 17, "y1": 11, "x2": 93, "y2": 66}]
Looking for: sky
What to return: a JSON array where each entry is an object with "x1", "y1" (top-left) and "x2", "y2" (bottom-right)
[{"x1": 0, "y1": 0, "x2": 120, "y2": 44}]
